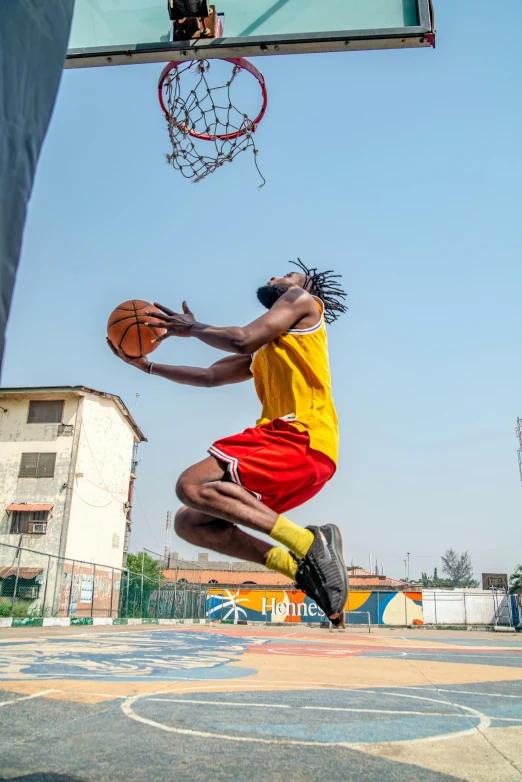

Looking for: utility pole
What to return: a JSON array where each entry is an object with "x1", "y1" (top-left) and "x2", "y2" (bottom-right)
[
  {"x1": 516, "y1": 418, "x2": 522, "y2": 485},
  {"x1": 140, "y1": 551, "x2": 145, "y2": 614},
  {"x1": 407, "y1": 552, "x2": 410, "y2": 582},
  {"x1": 164, "y1": 510, "x2": 172, "y2": 566}
]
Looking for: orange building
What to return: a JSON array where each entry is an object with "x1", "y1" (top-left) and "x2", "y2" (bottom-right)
[{"x1": 163, "y1": 554, "x2": 411, "y2": 591}]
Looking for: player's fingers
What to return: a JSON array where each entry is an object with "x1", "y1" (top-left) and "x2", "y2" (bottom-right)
[
  {"x1": 153, "y1": 302, "x2": 175, "y2": 316},
  {"x1": 182, "y1": 301, "x2": 194, "y2": 315},
  {"x1": 143, "y1": 310, "x2": 169, "y2": 321},
  {"x1": 152, "y1": 332, "x2": 170, "y2": 344}
]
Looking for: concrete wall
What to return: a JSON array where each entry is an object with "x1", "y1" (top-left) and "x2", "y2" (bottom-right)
[
  {"x1": 422, "y1": 589, "x2": 508, "y2": 625},
  {"x1": 65, "y1": 393, "x2": 135, "y2": 568},
  {"x1": 0, "y1": 392, "x2": 79, "y2": 557}
]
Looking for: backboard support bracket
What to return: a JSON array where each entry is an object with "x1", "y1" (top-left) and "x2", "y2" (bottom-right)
[{"x1": 66, "y1": 29, "x2": 435, "y2": 69}]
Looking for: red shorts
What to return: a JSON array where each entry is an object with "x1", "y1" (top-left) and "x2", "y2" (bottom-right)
[{"x1": 209, "y1": 418, "x2": 336, "y2": 514}]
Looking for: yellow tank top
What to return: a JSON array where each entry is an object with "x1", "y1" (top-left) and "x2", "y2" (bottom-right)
[{"x1": 251, "y1": 297, "x2": 339, "y2": 465}]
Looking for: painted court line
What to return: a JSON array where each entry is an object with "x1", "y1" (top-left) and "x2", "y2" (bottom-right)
[
  {"x1": 0, "y1": 690, "x2": 57, "y2": 708},
  {"x1": 123, "y1": 683, "x2": 492, "y2": 748},
  {"x1": 437, "y1": 688, "x2": 522, "y2": 699},
  {"x1": 149, "y1": 696, "x2": 467, "y2": 719}
]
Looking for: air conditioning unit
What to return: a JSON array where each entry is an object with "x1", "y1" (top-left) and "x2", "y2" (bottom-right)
[
  {"x1": 28, "y1": 521, "x2": 47, "y2": 534},
  {"x1": 17, "y1": 585, "x2": 39, "y2": 599}
]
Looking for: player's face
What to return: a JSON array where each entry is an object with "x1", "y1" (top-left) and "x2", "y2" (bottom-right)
[
  {"x1": 257, "y1": 272, "x2": 306, "y2": 310},
  {"x1": 266, "y1": 272, "x2": 303, "y2": 288}
]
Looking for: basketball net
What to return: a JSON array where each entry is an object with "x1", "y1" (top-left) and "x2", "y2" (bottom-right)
[{"x1": 158, "y1": 58, "x2": 268, "y2": 186}]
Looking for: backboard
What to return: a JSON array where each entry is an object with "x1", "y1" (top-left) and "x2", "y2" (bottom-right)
[{"x1": 66, "y1": 0, "x2": 435, "y2": 69}]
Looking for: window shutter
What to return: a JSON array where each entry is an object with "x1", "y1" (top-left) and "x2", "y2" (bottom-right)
[
  {"x1": 19, "y1": 453, "x2": 57, "y2": 477},
  {"x1": 19, "y1": 453, "x2": 38, "y2": 477},
  {"x1": 28, "y1": 400, "x2": 64, "y2": 424},
  {"x1": 36, "y1": 453, "x2": 56, "y2": 477}
]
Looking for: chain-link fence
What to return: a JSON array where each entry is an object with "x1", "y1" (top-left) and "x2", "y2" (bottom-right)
[{"x1": 0, "y1": 541, "x2": 206, "y2": 620}]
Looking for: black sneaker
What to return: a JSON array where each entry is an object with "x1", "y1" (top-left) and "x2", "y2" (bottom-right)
[{"x1": 294, "y1": 524, "x2": 348, "y2": 623}]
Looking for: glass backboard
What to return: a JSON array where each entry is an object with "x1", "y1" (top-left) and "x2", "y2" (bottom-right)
[{"x1": 66, "y1": 0, "x2": 435, "y2": 68}]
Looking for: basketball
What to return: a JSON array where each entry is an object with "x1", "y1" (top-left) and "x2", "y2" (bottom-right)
[{"x1": 107, "y1": 300, "x2": 166, "y2": 358}]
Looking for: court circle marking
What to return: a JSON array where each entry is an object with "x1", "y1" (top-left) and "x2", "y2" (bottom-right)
[{"x1": 121, "y1": 682, "x2": 490, "y2": 748}]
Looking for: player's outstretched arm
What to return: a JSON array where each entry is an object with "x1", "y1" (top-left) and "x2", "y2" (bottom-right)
[
  {"x1": 107, "y1": 339, "x2": 251, "y2": 387},
  {"x1": 145, "y1": 288, "x2": 316, "y2": 355}
]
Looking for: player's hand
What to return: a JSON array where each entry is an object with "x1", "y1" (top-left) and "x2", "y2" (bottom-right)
[
  {"x1": 144, "y1": 301, "x2": 196, "y2": 341},
  {"x1": 106, "y1": 338, "x2": 151, "y2": 372}
]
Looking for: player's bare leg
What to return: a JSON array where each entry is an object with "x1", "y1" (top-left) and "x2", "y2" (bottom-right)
[
  {"x1": 175, "y1": 455, "x2": 348, "y2": 621},
  {"x1": 174, "y1": 508, "x2": 273, "y2": 566},
  {"x1": 176, "y1": 456, "x2": 279, "y2": 534}
]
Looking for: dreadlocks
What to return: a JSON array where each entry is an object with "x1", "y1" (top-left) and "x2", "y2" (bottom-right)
[{"x1": 290, "y1": 258, "x2": 348, "y2": 324}]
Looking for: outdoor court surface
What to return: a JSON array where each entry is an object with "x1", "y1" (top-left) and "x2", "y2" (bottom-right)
[{"x1": 0, "y1": 625, "x2": 521, "y2": 781}]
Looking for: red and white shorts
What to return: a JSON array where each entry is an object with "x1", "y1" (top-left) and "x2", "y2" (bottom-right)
[{"x1": 209, "y1": 418, "x2": 336, "y2": 514}]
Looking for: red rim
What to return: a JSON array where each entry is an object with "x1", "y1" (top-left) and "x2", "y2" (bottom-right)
[{"x1": 158, "y1": 57, "x2": 268, "y2": 141}]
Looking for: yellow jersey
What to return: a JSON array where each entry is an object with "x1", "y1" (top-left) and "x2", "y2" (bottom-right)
[{"x1": 250, "y1": 297, "x2": 339, "y2": 465}]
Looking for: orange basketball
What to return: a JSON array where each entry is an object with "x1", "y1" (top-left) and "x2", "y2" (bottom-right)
[{"x1": 107, "y1": 300, "x2": 166, "y2": 358}]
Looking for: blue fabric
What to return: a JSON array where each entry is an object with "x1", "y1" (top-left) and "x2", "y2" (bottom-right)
[{"x1": 0, "y1": 0, "x2": 74, "y2": 372}]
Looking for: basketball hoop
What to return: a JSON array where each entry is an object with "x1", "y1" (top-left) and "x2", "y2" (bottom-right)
[{"x1": 158, "y1": 57, "x2": 268, "y2": 185}]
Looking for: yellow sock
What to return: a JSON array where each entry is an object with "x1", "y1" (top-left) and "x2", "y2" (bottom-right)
[
  {"x1": 269, "y1": 515, "x2": 314, "y2": 559},
  {"x1": 265, "y1": 546, "x2": 298, "y2": 580}
]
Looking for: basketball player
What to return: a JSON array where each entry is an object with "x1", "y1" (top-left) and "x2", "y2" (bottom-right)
[{"x1": 107, "y1": 260, "x2": 348, "y2": 622}]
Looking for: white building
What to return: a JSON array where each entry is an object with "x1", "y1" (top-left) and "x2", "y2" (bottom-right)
[{"x1": 0, "y1": 386, "x2": 146, "y2": 571}]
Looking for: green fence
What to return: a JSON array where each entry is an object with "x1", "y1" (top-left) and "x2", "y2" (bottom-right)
[{"x1": 0, "y1": 541, "x2": 206, "y2": 620}]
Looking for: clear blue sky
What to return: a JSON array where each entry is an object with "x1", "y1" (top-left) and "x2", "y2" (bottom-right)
[{"x1": 4, "y1": 0, "x2": 522, "y2": 581}]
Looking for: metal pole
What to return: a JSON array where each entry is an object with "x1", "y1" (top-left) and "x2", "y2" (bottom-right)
[
  {"x1": 463, "y1": 591, "x2": 467, "y2": 626},
  {"x1": 67, "y1": 560, "x2": 75, "y2": 617},
  {"x1": 41, "y1": 553, "x2": 51, "y2": 618},
  {"x1": 434, "y1": 591, "x2": 437, "y2": 625},
  {"x1": 91, "y1": 565, "x2": 96, "y2": 618},
  {"x1": 156, "y1": 568, "x2": 161, "y2": 618},
  {"x1": 140, "y1": 552, "x2": 145, "y2": 617},
  {"x1": 174, "y1": 565, "x2": 178, "y2": 618},
  {"x1": 109, "y1": 568, "x2": 114, "y2": 618},
  {"x1": 126, "y1": 569, "x2": 130, "y2": 618},
  {"x1": 11, "y1": 539, "x2": 23, "y2": 617},
  {"x1": 407, "y1": 552, "x2": 410, "y2": 582}
]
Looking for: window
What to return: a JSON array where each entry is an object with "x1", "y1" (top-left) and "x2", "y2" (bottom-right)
[
  {"x1": 10, "y1": 510, "x2": 49, "y2": 534},
  {"x1": 19, "y1": 453, "x2": 56, "y2": 478},
  {"x1": 27, "y1": 400, "x2": 64, "y2": 424}
]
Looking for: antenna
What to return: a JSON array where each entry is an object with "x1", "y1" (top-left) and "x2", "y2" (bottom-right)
[
  {"x1": 164, "y1": 510, "x2": 172, "y2": 566},
  {"x1": 516, "y1": 418, "x2": 522, "y2": 486}
]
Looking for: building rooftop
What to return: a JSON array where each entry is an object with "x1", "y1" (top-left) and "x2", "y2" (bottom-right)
[
  {"x1": 0, "y1": 386, "x2": 146, "y2": 442},
  {"x1": 164, "y1": 554, "x2": 411, "y2": 589}
]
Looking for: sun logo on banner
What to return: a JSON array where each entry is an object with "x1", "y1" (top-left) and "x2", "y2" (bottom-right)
[{"x1": 206, "y1": 590, "x2": 250, "y2": 622}]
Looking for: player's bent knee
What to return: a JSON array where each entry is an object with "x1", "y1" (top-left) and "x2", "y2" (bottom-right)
[{"x1": 175, "y1": 471, "x2": 199, "y2": 508}]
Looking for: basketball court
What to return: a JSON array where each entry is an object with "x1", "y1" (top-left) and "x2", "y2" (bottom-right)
[
  {"x1": 5, "y1": 4, "x2": 522, "y2": 782},
  {"x1": 0, "y1": 623, "x2": 521, "y2": 781}
]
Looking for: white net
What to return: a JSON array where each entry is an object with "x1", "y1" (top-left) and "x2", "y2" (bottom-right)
[{"x1": 160, "y1": 60, "x2": 265, "y2": 185}]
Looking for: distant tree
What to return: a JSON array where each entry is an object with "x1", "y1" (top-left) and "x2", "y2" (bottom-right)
[
  {"x1": 419, "y1": 568, "x2": 454, "y2": 588},
  {"x1": 126, "y1": 551, "x2": 161, "y2": 580},
  {"x1": 123, "y1": 552, "x2": 162, "y2": 619},
  {"x1": 440, "y1": 549, "x2": 479, "y2": 588},
  {"x1": 510, "y1": 564, "x2": 522, "y2": 594}
]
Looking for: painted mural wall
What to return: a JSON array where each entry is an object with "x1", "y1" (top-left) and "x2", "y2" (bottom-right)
[{"x1": 206, "y1": 589, "x2": 424, "y2": 625}]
